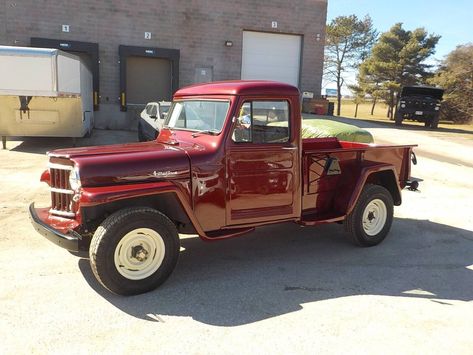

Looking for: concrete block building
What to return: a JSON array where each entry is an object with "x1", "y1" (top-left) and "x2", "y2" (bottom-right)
[{"x1": 0, "y1": 0, "x2": 327, "y2": 129}]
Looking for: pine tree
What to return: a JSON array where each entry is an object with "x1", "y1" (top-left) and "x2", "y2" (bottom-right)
[{"x1": 359, "y1": 23, "x2": 440, "y2": 119}]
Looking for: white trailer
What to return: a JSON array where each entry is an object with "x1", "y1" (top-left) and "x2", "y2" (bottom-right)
[{"x1": 0, "y1": 46, "x2": 94, "y2": 148}]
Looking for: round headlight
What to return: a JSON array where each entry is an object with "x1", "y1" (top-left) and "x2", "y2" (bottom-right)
[
  {"x1": 435, "y1": 106, "x2": 440, "y2": 111},
  {"x1": 69, "y1": 167, "x2": 81, "y2": 191},
  {"x1": 401, "y1": 104, "x2": 406, "y2": 108}
]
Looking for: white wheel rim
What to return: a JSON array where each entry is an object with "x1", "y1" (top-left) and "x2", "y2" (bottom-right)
[
  {"x1": 362, "y1": 199, "x2": 387, "y2": 237},
  {"x1": 114, "y1": 228, "x2": 165, "y2": 280}
]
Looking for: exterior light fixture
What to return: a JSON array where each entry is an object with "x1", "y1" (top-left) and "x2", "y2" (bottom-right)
[{"x1": 225, "y1": 41, "x2": 233, "y2": 47}]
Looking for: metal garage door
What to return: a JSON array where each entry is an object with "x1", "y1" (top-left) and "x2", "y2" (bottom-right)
[
  {"x1": 241, "y1": 31, "x2": 302, "y2": 86},
  {"x1": 126, "y1": 56, "x2": 172, "y2": 105}
]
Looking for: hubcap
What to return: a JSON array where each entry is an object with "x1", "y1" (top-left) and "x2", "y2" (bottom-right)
[
  {"x1": 131, "y1": 245, "x2": 149, "y2": 262},
  {"x1": 114, "y1": 228, "x2": 165, "y2": 280},
  {"x1": 362, "y1": 199, "x2": 387, "y2": 236}
]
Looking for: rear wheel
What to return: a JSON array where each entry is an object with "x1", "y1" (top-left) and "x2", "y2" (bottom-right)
[
  {"x1": 89, "y1": 207, "x2": 180, "y2": 295},
  {"x1": 344, "y1": 184, "x2": 394, "y2": 247},
  {"x1": 430, "y1": 115, "x2": 440, "y2": 129}
]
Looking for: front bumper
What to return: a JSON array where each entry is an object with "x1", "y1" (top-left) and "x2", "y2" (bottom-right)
[
  {"x1": 398, "y1": 109, "x2": 438, "y2": 118},
  {"x1": 28, "y1": 203, "x2": 80, "y2": 252}
]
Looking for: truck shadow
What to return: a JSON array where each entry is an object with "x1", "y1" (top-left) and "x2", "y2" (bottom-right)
[{"x1": 78, "y1": 218, "x2": 473, "y2": 326}]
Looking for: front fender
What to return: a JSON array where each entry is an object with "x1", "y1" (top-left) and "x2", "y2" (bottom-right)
[{"x1": 79, "y1": 181, "x2": 205, "y2": 236}]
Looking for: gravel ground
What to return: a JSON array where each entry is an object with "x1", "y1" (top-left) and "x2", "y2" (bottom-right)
[{"x1": 0, "y1": 123, "x2": 472, "y2": 354}]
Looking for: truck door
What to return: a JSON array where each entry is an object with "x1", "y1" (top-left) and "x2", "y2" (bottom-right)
[{"x1": 226, "y1": 99, "x2": 299, "y2": 225}]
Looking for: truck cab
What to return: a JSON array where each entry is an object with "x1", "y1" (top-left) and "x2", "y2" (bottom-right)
[{"x1": 29, "y1": 81, "x2": 417, "y2": 295}]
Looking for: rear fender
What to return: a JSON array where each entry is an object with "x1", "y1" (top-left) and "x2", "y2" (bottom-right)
[{"x1": 337, "y1": 165, "x2": 402, "y2": 216}]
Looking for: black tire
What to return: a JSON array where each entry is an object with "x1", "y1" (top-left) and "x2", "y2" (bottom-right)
[
  {"x1": 424, "y1": 121, "x2": 431, "y2": 128},
  {"x1": 394, "y1": 113, "x2": 402, "y2": 126},
  {"x1": 430, "y1": 115, "x2": 440, "y2": 129},
  {"x1": 344, "y1": 184, "x2": 394, "y2": 247},
  {"x1": 89, "y1": 207, "x2": 180, "y2": 295}
]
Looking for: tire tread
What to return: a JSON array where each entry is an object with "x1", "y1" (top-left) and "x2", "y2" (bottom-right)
[
  {"x1": 89, "y1": 207, "x2": 179, "y2": 295},
  {"x1": 344, "y1": 184, "x2": 394, "y2": 247}
]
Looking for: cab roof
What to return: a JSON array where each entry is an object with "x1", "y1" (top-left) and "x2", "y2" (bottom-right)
[
  {"x1": 174, "y1": 80, "x2": 300, "y2": 97},
  {"x1": 401, "y1": 86, "x2": 444, "y2": 100}
]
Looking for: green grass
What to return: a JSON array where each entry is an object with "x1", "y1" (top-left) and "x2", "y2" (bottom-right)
[{"x1": 329, "y1": 99, "x2": 473, "y2": 133}]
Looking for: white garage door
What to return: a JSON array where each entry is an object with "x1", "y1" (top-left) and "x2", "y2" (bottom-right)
[{"x1": 241, "y1": 31, "x2": 302, "y2": 86}]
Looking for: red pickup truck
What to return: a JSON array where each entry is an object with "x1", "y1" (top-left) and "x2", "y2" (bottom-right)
[{"x1": 29, "y1": 81, "x2": 417, "y2": 295}]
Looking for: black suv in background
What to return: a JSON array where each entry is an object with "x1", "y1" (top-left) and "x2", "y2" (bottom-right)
[{"x1": 395, "y1": 86, "x2": 444, "y2": 129}]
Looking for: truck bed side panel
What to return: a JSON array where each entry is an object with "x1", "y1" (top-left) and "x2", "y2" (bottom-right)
[{"x1": 302, "y1": 139, "x2": 414, "y2": 216}]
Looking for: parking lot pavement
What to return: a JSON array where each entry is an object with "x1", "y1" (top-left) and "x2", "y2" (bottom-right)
[{"x1": 1, "y1": 126, "x2": 472, "y2": 354}]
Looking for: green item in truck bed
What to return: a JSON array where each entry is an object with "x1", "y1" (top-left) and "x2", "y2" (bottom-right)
[{"x1": 301, "y1": 119, "x2": 374, "y2": 143}]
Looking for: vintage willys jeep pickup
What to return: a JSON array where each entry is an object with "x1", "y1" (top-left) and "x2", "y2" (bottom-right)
[{"x1": 30, "y1": 81, "x2": 417, "y2": 295}]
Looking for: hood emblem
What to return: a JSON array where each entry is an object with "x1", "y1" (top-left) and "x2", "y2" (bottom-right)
[{"x1": 153, "y1": 170, "x2": 179, "y2": 178}]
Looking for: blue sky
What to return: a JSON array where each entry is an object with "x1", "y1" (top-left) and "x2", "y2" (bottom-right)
[{"x1": 324, "y1": 0, "x2": 473, "y2": 93}]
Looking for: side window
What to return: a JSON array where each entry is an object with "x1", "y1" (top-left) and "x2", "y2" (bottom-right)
[
  {"x1": 149, "y1": 105, "x2": 158, "y2": 117},
  {"x1": 232, "y1": 100, "x2": 289, "y2": 144},
  {"x1": 233, "y1": 102, "x2": 252, "y2": 142}
]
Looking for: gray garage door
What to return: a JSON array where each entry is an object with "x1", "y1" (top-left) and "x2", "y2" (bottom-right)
[
  {"x1": 126, "y1": 56, "x2": 172, "y2": 105},
  {"x1": 241, "y1": 31, "x2": 302, "y2": 86}
]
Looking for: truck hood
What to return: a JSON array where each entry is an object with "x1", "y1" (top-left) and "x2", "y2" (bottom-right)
[{"x1": 49, "y1": 142, "x2": 190, "y2": 187}]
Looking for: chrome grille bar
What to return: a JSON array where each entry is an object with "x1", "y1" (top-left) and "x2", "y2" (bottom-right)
[{"x1": 48, "y1": 163, "x2": 76, "y2": 218}]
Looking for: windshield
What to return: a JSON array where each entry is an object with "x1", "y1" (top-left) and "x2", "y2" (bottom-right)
[{"x1": 164, "y1": 100, "x2": 230, "y2": 133}]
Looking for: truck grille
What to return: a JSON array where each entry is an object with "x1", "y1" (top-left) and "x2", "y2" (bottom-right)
[{"x1": 48, "y1": 163, "x2": 76, "y2": 218}]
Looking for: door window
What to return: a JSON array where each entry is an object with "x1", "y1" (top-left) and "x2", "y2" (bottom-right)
[
  {"x1": 232, "y1": 100, "x2": 289, "y2": 143},
  {"x1": 149, "y1": 105, "x2": 158, "y2": 117}
]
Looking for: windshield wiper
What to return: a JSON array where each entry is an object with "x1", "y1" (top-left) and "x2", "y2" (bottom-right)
[{"x1": 192, "y1": 129, "x2": 219, "y2": 137}]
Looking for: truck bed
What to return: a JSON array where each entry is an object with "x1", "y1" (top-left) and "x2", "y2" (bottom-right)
[{"x1": 301, "y1": 137, "x2": 416, "y2": 220}]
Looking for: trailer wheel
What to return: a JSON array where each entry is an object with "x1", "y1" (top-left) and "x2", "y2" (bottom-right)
[
  {"x1": 89, "y1": 207, "x2": 179, "y2": 295},
  {"x1": 344, "y1": 184, "x2": 394, "y2": 247}
]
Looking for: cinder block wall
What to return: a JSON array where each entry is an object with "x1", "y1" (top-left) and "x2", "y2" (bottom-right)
[{"x1": 0, "y1": 0, "x2": 327, "y2": 129}]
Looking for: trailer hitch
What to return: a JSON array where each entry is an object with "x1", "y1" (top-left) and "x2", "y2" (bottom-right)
[{"x1": 406, "y1": 180, "x2": 419, "y2": 191}]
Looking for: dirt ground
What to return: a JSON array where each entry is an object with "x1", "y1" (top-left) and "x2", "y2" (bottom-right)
[{"x1": 1, "y1": 122, "x2": 472, "y2": 354}]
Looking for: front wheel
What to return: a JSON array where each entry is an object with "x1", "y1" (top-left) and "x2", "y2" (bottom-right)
[
  {"x1": 394, "y1": 113, "x2": 402, "y2": 126},
  {"x1": 89, "y1": 207, "x2": 180, "y2": 295},
  {"x1": 344, "y1": 184, "x2": 394, "y2": 247}
]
